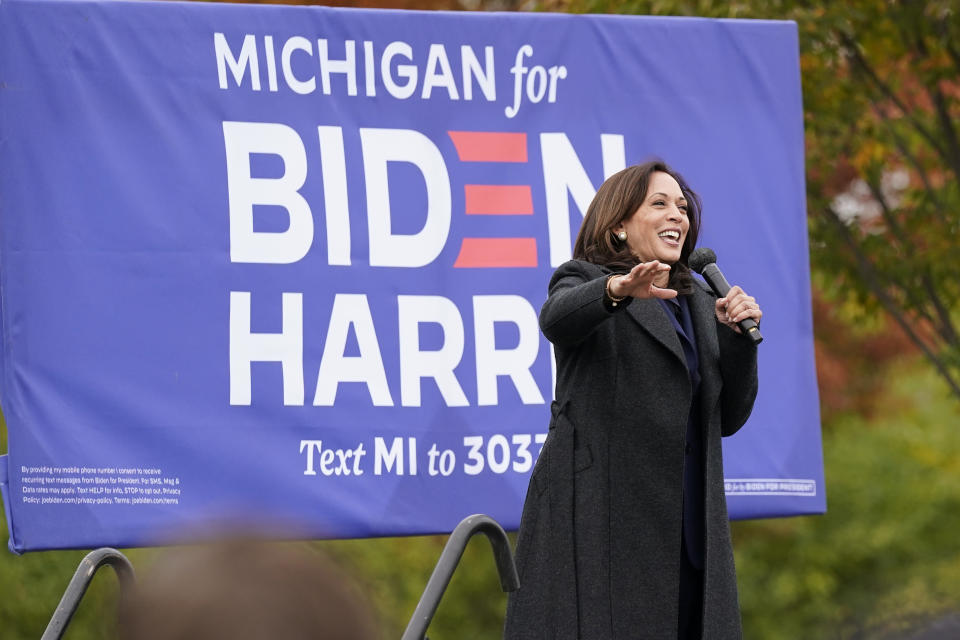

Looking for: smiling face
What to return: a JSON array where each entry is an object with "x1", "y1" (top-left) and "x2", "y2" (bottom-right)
[{"x1": 614, "y1": 171, "x2": 690, "y2": 265}]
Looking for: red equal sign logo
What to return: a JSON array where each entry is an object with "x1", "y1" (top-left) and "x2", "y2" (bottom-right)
[{"x1": 448, "y1": 131, "x2": 537, "y2": 268}]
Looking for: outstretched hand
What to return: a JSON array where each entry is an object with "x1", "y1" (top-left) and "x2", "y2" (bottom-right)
[{"x1": 607, "y1": 261, "x2": 677, "y2": 300}]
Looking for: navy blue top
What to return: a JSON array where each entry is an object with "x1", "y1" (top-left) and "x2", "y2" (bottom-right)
[{"x1": 659, "y1": 296, "x2": 705, "y2": 569}]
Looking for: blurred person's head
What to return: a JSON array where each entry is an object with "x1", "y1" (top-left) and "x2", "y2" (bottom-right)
[{"x1": 119, "y1": 539, "x2": 378, "y2": 640}]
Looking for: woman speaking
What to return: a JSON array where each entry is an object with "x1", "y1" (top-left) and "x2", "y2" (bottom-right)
[{"x1": 504, "y1": 161, "x2": 762, "y2": 640}]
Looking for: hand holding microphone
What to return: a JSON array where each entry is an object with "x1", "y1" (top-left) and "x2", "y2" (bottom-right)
[{"x1": 689, "y1": 248, "x2": 763, "y2": 345}]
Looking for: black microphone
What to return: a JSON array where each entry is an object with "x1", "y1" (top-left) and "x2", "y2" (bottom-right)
[{"x1": 688, "y1": 248, "x2": 763, "y2": 345}]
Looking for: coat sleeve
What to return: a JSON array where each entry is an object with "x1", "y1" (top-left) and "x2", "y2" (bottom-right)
[
  {"x1": 538, "y1": 260, "x2": 631, "y2": 347},
  {"x1": 716, "y1": 322, "x2": 759, "y2": 437}
]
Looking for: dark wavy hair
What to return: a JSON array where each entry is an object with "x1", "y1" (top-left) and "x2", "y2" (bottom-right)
[{"x1": 572, "y1": 160, "x2": 702, "y2": 294}]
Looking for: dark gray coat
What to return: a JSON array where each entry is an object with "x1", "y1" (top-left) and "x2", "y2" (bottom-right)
[{"x1": 504, "y1": 259, "x2": 758, "y2": 640}]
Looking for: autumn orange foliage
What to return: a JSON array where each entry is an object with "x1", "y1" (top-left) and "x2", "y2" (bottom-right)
[{"x1": 812, "y1": 289, "x2": 916, "y2": 422}]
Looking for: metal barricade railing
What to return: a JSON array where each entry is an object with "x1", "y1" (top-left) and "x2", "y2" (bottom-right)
[
  {"x1": 402, "y1": 514, "x2": 519, "y2": 640},
  {"x1": 39, "y1": 514, "x2": 517, "y2": 639},
  {"x1": 41, "y1": 547, "x2": 136, "y2": 640}
]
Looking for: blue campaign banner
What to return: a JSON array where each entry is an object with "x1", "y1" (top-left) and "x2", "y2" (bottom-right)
[{"x1": 0, "y1": 0, "x2": 823, "y2": 552}]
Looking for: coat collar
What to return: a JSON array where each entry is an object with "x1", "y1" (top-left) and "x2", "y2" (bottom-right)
[
  {"x1": 688, "y1": 283, "x2": 720, "y2": 367},
  {"x1": 622, "y1": 280, "x2": 721, "y2": 375},
  {"x1": 577, "y1": 259, "x2": 705, "y2": 368},
  {"x1": 625, "y1": 298, "x2": 686, "y2": 366},
  {"x1": 688, "y1": 282, "x2": 722, "y2": 412}
]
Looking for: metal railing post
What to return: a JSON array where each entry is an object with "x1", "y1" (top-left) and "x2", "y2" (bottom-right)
[
  {"x1": 41, "y1": 547, "x2": 136, "y2": 640},
  {"x1": 402, "y1": 514, "x2": 519, "y2": 640}
]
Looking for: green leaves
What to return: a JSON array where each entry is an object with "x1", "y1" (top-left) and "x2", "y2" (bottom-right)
[{"x1": 733, "y1": 365, "x2": 960, "y2": 637}]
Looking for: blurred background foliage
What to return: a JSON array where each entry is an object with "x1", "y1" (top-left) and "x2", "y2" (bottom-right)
[{"x1": 3, "y1": 0, "x2": 960, "y2": 638}]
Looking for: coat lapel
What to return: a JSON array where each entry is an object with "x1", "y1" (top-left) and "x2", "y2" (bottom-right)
[
  {"x1": 688, "y1": 286, "x2": 722, "y2": 410},
  {"x1": 625, "y1": 298, "x2": 686, "y2": 367},
  {"x1": 578, "y1": 260, "x2": 686, "y2": 367}
]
